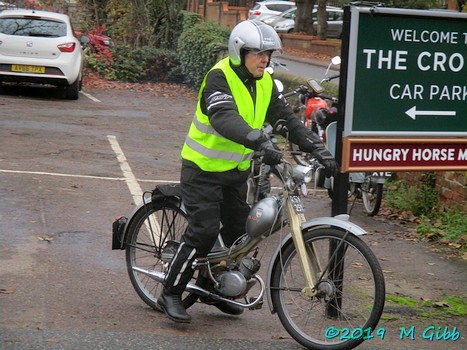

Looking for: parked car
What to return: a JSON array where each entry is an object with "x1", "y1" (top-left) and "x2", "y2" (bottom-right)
[
  {"x1": 274, "y1": 6, "x2": 343, "y2": 38},
  {"x1": 74, "y1": 30, "x2": 113, "y2": 53},
  {"x1": 263, "y1": 6, "x2": 296, "y2": 28},
  {"x1": 249, "y1": 1, "x2": 296, "y2": 21},
  {"x1": 0, "y1": 9, "x2": 89, "y2": 99},
  {"x1": 312, "y1": 8, "x2": 343, "y2": 38}
]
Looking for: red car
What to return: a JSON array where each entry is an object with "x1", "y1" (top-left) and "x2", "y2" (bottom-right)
[{"x1": 75, "y1": 30, "x2": 113, "y2": 53}]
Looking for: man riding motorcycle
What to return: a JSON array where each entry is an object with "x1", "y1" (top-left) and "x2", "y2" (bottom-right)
[{"x1": 157, "y1": 19, "x2": 339, "y2": 323}]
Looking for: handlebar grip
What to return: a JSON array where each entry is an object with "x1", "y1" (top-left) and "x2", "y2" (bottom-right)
[{"x1": 283, "y1": 91, "x2": 296, "y2": 98}]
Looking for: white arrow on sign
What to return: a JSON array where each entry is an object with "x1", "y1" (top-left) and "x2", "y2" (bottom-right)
[{"x1": 405, "y1": 106, "x2": 456, "y2": 120}]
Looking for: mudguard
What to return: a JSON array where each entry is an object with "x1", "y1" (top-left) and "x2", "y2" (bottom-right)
[{"x1": 265, "y1": 214, "x2": 366, "y2": 313}]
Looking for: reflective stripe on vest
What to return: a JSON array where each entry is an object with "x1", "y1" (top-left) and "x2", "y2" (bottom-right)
[{"x1": 181, "y1": 57, "x2": 273, "y2": 172}]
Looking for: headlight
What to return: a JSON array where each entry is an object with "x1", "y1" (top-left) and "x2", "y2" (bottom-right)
[{"x1": 292, "y1": 165, "x2": 314, "y2": 183}]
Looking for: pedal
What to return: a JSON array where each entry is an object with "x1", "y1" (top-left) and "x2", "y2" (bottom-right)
[{"x1": 248, "y1": 296, "x2": 263, "y2": 310}]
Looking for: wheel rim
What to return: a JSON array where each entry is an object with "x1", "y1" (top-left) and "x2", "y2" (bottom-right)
[
  {"x1": 274, "y1": 232, "x2": 384, "y2": 347},
  {"x1": 126, "y1": 204, "x2": 189, "y2": 307}
]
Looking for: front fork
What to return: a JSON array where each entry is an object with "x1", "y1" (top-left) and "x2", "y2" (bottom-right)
[{"x1": 286, "y1": 197, "x2": 322, "y2": 298}]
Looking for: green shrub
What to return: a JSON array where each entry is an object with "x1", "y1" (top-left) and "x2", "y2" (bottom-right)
[
  {"x1": 385, "y1": 172, "x2": 438, "y2": 217},
  {"x1": 109, "y1": 45, "x2": 143, "y2": 82},
  {"x1": 132, "y1": 47, "x2": 180, "y2": 82},
  {"x1": 178, "y1": 21, "x2": 231, "y2": 88},
  {"x1": 384, "y1": 172, "x2": 465, "y2": 246}
]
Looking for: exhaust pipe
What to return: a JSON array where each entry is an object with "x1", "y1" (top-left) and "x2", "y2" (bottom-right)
[{"x1": 132, "y1": 266, "x2": 265, "y2": 309}]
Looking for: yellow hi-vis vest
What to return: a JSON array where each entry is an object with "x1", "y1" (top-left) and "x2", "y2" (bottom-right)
[{"x1": 181, "y1": 58, "x2": 273, "y2": 172}]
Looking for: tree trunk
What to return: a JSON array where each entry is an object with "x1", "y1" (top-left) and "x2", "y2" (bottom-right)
[
  {"x1": 316, "y1": 0, "x2": 328, "y2": 40},
  {"x1": 295, "y1": 0, "x2": 316, "y2": 35}
]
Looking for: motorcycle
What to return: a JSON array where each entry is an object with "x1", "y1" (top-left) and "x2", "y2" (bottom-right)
[
  {"x1": 112, "y1": 121, "x2": 385, "y2": 350},
  {"x1": 284, "y1": 57, "x2": 390, "y2": 216}
]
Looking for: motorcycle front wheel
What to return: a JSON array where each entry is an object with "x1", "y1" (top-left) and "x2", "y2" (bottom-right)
[
  {"x1": 125, "y1": 200, "x2": 200, "y2": 310},
  {"x1": 270, "y1": 228, "x2": 385, "y2": 350}
]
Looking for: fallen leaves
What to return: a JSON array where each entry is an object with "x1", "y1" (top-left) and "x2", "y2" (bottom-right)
[
  {"x1": 82, "y1": 71, "x2": 198, "y2": 99},
  {"x1": 37, "y1": 235, "x2": 54, "y2": 242},
  {"x1": 0, "y1": 288, "x2": 15, "y2": 294}
]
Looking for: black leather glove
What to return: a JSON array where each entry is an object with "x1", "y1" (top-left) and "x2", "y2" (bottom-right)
[
  {"x1": 314, "y1": 147, "x2": 339, "y2": 177},
  {"x1": 259, "y1": 139, "x2": 283, "y2": 165}
]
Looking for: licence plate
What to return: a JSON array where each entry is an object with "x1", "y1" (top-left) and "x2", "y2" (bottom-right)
[
  {"x1": 12, "y1": 64, "x2": 45, "y2": 74},
  {"x1": 290, "y1": 195, "x2": 305, "y2": 213}
]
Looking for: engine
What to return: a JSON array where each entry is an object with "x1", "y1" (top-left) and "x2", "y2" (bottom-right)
[{"x1": 213, "y1": 256, "x2": 261, "y2": 298}]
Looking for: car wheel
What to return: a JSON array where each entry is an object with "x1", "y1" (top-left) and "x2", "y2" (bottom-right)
[{"x1": 65, "y1": 79, "x2": 80, "y2": 100}]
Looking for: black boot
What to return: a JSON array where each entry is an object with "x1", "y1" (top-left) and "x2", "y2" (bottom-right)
[
  {"x1": 157, "y1": 289, "x2": 191, "y2": 323},
  {"x1": 157, "y1": 242, "x2": 197, "y2": 323}
]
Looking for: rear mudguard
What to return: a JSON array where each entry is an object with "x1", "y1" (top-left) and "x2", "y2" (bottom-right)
[{"x1": 265, "y1": 214, "x2": 366, "y2": 313}]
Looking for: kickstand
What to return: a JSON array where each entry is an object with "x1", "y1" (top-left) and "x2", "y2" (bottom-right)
[{"x1": 348, "y1": 194, "x2": 357, "y2": 215}]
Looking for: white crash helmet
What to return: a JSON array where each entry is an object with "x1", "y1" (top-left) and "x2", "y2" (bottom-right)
[{"x1": 228, "y1": 20, "x2": 283, "y2": 66}]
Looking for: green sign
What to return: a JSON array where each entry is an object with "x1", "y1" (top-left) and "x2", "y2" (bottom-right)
[{"x1": 344, "y1": 8, "x2": 467, "y2": 137}]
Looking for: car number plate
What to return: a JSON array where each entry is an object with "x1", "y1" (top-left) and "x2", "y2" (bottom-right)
[
  {"x1": 290, "y1": 195, "x2": 305, "y2": 213},
  {"x1": 12, "y1": 64, "x2": 45, "y2": 74}
]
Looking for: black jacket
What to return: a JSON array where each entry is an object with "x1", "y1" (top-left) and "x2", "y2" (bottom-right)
[{"x1": 199, "y1": 60, "x2": 325, "y2": 153}]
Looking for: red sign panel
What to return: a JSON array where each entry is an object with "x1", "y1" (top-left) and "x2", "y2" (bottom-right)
[{"x1": 342, "y1": 138, "x2": 467, "y2": 172}]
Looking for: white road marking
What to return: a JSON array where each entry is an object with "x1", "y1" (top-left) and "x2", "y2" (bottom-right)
[
  {"x1": 80, "y1": 91, "x2": 101, "y2": 102},
  {"x1": 107, "y1": 134, "x2": 162, "y2": 239},
  {"x1": 0, "y1": 169, "x2": 178, "y2": 184},
  {"x1": 107, "y1": 135, "x2": 145, "y2": 205}
]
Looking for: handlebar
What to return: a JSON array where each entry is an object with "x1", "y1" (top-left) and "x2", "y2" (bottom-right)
[
  {"x1": 284, "y1": 85, "x2": 337, "y2": 103},
  {"x1": 283, "y1": 85, "x2": 308, "y2": 99}
]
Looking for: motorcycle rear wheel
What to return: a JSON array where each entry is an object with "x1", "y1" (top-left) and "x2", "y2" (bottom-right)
[
  {"x1": 270, "y1": 228, "x2": 385, "y2": 350},
  {"x1": 125, "y1": 200, "x2": 200, "y2": 310}
]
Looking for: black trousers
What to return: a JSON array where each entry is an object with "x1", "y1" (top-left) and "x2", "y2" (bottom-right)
[
  {"x1": 180, "y1": 160, "x2": 251, "y2": 255},
  {"x1": 163, "y1": 160, "x2": 251, "y2": 294}
]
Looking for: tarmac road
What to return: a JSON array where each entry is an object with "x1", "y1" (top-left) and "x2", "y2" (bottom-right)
[{"x1": 0, "y1": 84, "x2": 465, "y2": 350}]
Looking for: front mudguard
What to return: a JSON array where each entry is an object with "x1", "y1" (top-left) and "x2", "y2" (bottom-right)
[{"x1": 265, "y1": 214, "x2": 366, "y2": 313}]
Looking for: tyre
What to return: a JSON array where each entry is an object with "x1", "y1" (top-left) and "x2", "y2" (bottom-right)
[
  {"x1": 125, "y1": 200, "x2": 199, "y2": 310},
  {"x1": 361, "y1": 178, "x2": 383, "y2": 216},
  {"x1": 65, "y1": 78, "x2": 79, "y2": 100},
  {"x1": 270, "y1": 228, "x2": 385, "y2": 350}
]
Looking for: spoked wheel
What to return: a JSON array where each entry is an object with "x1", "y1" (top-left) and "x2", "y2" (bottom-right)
[
  {"x1": 125, "y1": 200, "x2": 199, "y2": 310},
  {"x1": 270, "y1": 228, "x2": 385, "y2": 350},
  {"x1": 361, "y1": 177, "x2": 383, "y2": 216}
]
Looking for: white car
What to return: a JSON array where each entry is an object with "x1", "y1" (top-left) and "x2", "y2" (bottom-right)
[
  {"x1": 249, "y1": 1, "x2": 296, "y2": 21},
  {"x1": 263, "y1": 6, "x2": 296, "y2": 28},
  {"x1": 0, "y1": 9, "x2": 89, "y2": 99}
]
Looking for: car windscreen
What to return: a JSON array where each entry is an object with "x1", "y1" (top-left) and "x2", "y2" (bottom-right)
[{"x1": 0, "y1": 17, "x2": 66, "y2": 37}]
